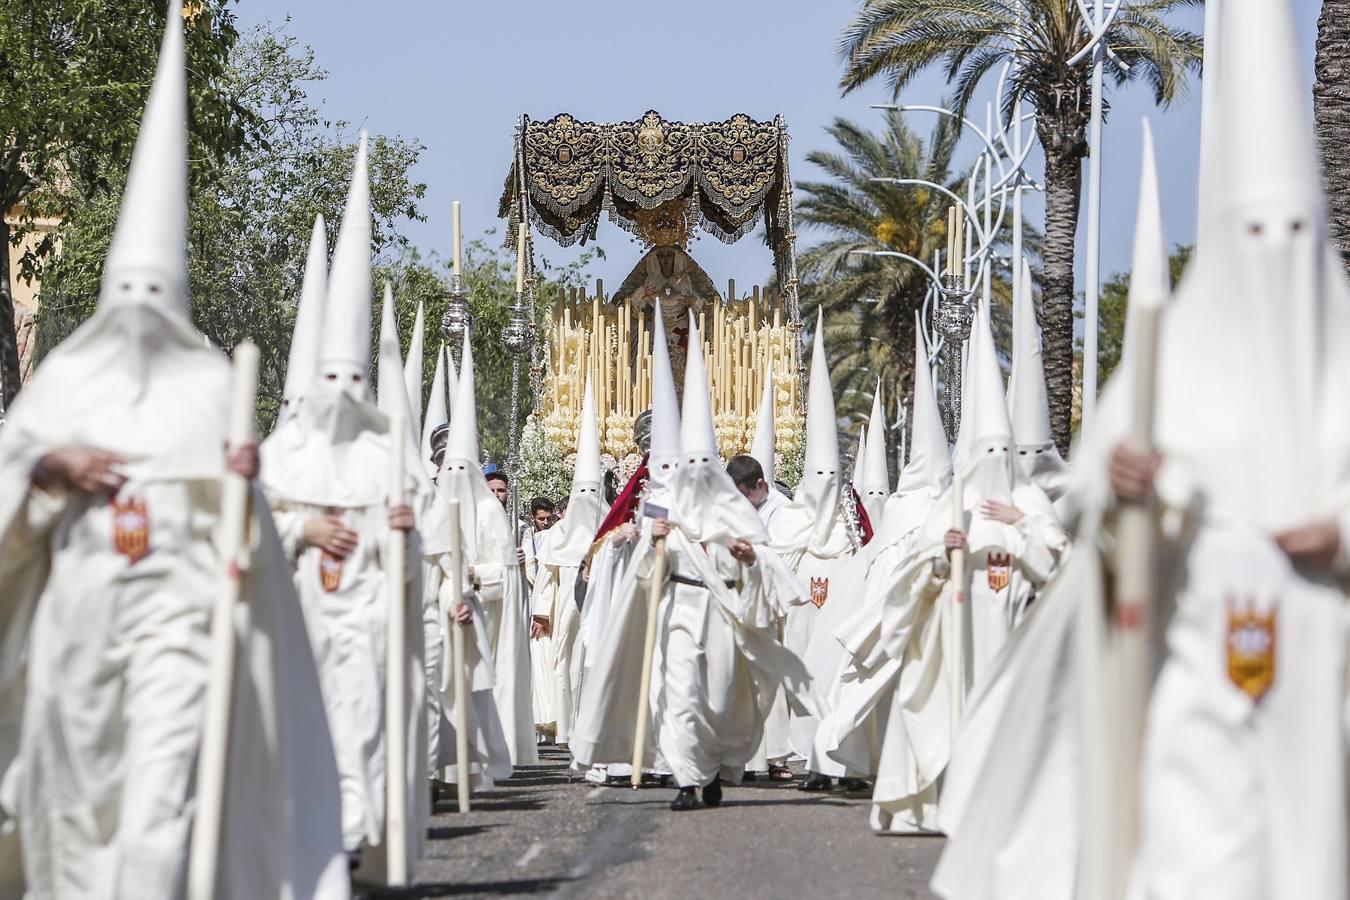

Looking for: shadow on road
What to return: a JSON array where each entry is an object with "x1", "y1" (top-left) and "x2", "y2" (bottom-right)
[{"x1": 356, "y1": 876, "x2": 575, "y2": 898}]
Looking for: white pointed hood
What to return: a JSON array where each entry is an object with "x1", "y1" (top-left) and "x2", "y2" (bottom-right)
[
  {"x1": 0, "y1": 3, "x2": 233, "y2": 482},
  {"x1": 851, "y1": 426, "x2": 867, "y2": 491},
  {"x1": 540, "y1": 377, "x2": 606, "y2": 566},
  {"x1": 443, "y1": 331, "x2": 480, "y2": 467},
  {"x1": 679, "y1": 312, "x2": 718, "y2": 455},
  {"x1": 376, "y1": 283, "x2": 433, "y2": 500},
  {"x1": 1009, "y1": 259, "x2": 1071, "y2": 504},
  {"x1": 878, "y1": 317, "x2": 952, "y2": 546},
  {"x1": 282, "y1": 214, "x2": 328, "y2": 412},
  {"x1": 767, "y1": 308, "x2": 853, "y2": 558},
  {"x1": 647, "y1": 299, "x2": 683, "y2": 495},
  {"x1": 869, "y1": 383, "x2": 891, "y2": 493},
  {"x1": 102, "y1": 0, "x2": 188, "y2": 316},
  {"x1": 958, "y1": 301, "x2": 1018, "y2": 527},
  {"x1": 573, "y1": 375, "x2": 604, "y2": 487},
  {"x1": 669, "y1": 314, "x2": 766, "y2": 543},
  {"x1": 318, "y1": 133, "x2": 372, "y2": 378},
  {"x1": 403, "y1": 300, "x2": 426, "y2": 428},
  {"x1": 445, "y1": 345, "x2": 460, "y2": 418},
  {"x1": 420, "y1": 342, "x2": 448, "y2": 475},
  {"x1": 803, "y1": 308, "x2": 841, "y2": 478},
  {"x1": 1076, "y1": 0, "x2": 1350, "y2": 533},
  {"x1": 750, "y1": 367, "x2": 776, "y2": 485}
]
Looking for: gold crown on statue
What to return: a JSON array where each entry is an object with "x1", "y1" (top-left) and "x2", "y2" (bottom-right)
[{"x1": 635, "y1": 201, "x2": 694, "y2": 250}]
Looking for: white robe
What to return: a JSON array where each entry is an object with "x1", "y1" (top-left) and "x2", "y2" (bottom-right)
[
  {"x1": 269, "y1": 497, "x2": 428, "y2": 875},
  {"x1": 865, "y1": 481, "x2": 1065, "y2": 833},
  {"x1": 529, "y1": 542, "x2": 584, "y2": 744},
  {"x1": 570, "y1": 522, "x2": 815, "y2": 787},
  {"x1": 0, "y1": 476, "x2": 349, "y2": 900}
]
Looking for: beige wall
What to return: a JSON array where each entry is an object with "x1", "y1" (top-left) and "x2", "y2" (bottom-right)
[{"x1": 6, "y1": 203, "x2": 63, "y2": 384}]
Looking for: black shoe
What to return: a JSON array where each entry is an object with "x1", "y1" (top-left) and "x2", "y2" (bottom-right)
[
  {"x1": 703, "y1": 777, "x2": 723, "y2": 807},
  {"x1": 797, "y1": 772, "x2": 832, "y2": 792},
  {"x1": 838, "y1": 777, "x2": 871, "y2": 792},
  {"x1": 670, "y1": 787, "x2": 704, "y2": 811}
]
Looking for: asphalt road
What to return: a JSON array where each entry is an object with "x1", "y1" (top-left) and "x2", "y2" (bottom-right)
[{"x1": 359, "y1": 746, "x2": 943, "y2": 899}]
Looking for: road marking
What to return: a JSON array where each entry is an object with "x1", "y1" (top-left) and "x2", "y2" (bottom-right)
[{"x1": 515, "y1": 840, "x2": 544, "y2": 868}]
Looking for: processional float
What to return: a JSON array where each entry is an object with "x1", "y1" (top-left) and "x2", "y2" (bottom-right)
[{"x1": 490, "y1": 111, "x2": 810, "y2": 512}]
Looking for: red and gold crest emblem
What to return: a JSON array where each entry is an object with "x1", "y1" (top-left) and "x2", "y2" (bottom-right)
[
  {"x1": 986, "y1": 552, "x2": 1012, "y2": 593},
  {"x1": 319, "y1": 550, "x2": 345, "y2": 593},
  {"x1": 111, "y1": 496, "x2": 150, "y2": 563},
  {"x1": 1226, "y1": 596, "x2": 1276, "y2": 702},
  {"x1": 810, "y1": 577, "x2": 829, "y2": 609}
]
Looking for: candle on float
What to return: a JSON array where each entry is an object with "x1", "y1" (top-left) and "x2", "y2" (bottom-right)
[
  {"x1": 946, "y1": 206, "x2": 956, "y2": 268},
  {"x1": 750, "y1": 285, "x2": 758, "y2": 328},
  {"x1": 954, "y1": 205, "x2": 966, "y2": 274},
  {"x1": 516, "y1": 223, "x2": 526, "y2": 293},
  {"x1": 452, "y1": 201, "x2": 463, "y2": 277}
]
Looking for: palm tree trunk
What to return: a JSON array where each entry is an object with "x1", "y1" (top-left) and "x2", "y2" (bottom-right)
[
  {"x1": 0, "y1": 216, "x2": 20, "y2": 410},
  {"x1": 1040, "y1": 146, "x2": 1083, "y2": 454},
  {"x1": 1315, "y1": 0, "x2": 1350, "y2": 267}
]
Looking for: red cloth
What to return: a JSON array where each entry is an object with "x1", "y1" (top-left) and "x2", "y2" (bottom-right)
[
  {"x1": 853, "y1": 488, "x2": 874, "y2": 546},
  {"x1": 590, "y1": 454, "x2": 650, "y2": 552}
]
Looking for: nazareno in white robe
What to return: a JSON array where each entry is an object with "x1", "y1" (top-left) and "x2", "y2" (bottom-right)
[
  {"x1": 433, "y1": 465, "x2": 537, "y2": 768},
  {"x1": 766, "y1": 473, "x2": 859, "y2": 771},
  {"x1": 0, "y1": 308, "x2": 348, "y2": 900},
  {"x1": 261, "y1": 382, "x2": 429, "y2": 881}
]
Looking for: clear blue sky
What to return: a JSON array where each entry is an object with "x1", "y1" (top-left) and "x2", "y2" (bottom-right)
[{"x1": 234, "y1": 1, "x2": 1322, "y2": 293}]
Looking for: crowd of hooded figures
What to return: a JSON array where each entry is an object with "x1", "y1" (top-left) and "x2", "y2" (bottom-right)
[{"x1": 2, "y1": 0, "x2": 1349, "y2": 898}]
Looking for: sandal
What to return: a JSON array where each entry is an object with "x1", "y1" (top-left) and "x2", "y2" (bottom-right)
[{"x1": 768, "y1": 764, "x2": 795, "y2": 782}]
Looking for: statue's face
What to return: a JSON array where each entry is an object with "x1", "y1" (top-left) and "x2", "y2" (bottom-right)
[
  {"x1": 656, "y1": 248, "x2": 677, "y2": 279},
  {"x1": 634, "y1": 411, "x2": 653, "y2": 455}
]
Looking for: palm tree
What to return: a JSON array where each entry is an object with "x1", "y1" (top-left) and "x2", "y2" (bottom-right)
[
  {"x1": 838, "y1": 0, "x2": 1201, "y2": 451},
  {"x1": 1315, "y1": 1, "x2": 1350, "y2": 265},
  {"x1": 797, "y1": 110, "x2": 1031, "y2": 468}
]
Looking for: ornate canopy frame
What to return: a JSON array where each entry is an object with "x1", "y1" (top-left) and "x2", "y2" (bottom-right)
[
  {"x1": 498, "y1": 110, "x2": 803, "y2": 332},
  {"x1": 494, "y1": 110, "x2": 806, "y2": 525}
]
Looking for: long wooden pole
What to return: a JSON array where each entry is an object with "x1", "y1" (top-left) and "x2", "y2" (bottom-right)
[
  {"x1": 384, "y1": 423, "x2": 409, "y2": 886},
  {"x1": 187, "y1": 342, "x2": 259, "y2": 900},
  {"x1": 948, "y1": 474, "x2": 966, "y2": 734},
  {"x1": 1102, "y1": 301, "x2": 1162, "y2": 897},
  {"x1": 631, "y1": 536, "x2": 667, "y2": 788},
  {"x1": 448, "y1": 498, "x2": 472, "y2": 812}
]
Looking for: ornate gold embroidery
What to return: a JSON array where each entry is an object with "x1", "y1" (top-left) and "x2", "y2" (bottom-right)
[
  {"x1": 502, "y1": 111, "x2": 785, "y2": 249},
  {"x1": 1226, "y1": 596, "x2": 1276, "y2": 702},
  {"x1": 112, "y1": 496, "x2": 150, "y2": 563}
]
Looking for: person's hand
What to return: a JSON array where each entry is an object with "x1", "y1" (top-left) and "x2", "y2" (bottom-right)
[
  {"x1": 616, "y1": 523, "x2": 640, "y2": 545},
  {"x1": 981, "y1": 500, "x2": 1024, "y2": 525},
  {"x1": 304, "y1": 515, "x2": 359, "y2": 558},
  {"x1": 944, "y1": 529, "x2": 967, "y2": 558},
  {"x1": 530, "y1": 615, "x2": 551, "y2": 639},
  {"x1": 452, "y1": 603, "x2": 473, "y2": 626},
  {"x1": 225, "y1": 441, "x2": 259, "y2": 479},
  {"x1": 388, "y1": 504, "x2": 414, "y2": 532},
  {"x1": 1110, "y1": 443, "x2": 1161, "y2": 504},
  {"x1": 651, "y1": 518, "x2": 671, "y2": 542},
  {"x1": 34, "y1": 448, "x2": 126, "y2": 494},
  {"x1": 581, "y1": 563, "x2": 591, "y2": 584},
  {"x1": 1275, "y1": 520, "x2": 1342, "y2": 572},
  {"x1": 728, "y1": 539, "x2": 757, "y2": 565},
  {"x1": 516, "y1": 546, "x2": 526, "y2": 565}
]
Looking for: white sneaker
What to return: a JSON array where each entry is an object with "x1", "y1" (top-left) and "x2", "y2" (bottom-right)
[{"x1": 584, "y1": 765, "x2": 609, "y2": 785}]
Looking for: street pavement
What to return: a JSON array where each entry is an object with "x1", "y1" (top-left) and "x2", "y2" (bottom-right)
[{"x1": 359, "y1": 745, "x2": 943, "y2": 899}]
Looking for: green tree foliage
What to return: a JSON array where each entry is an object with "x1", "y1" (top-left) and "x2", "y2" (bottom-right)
[
  {"x1": 36, "y1": 24, "x2": 427, "y2": 432},
  {"x1": 837, "y1": 0, "x2": 1202, "y2": 452},
  {"x1": 795, "y1": 110, "x2": 1034, "y2": 472},
  {"x1": 0, "y1": 0, "x2": 251, "y2": 406},
  {"x1": 1084, "y1": 242, "x2": 1192, "y2": 387},
  {"x1": 378, "y1": 235, "x2": 601, "y2": 466}
]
